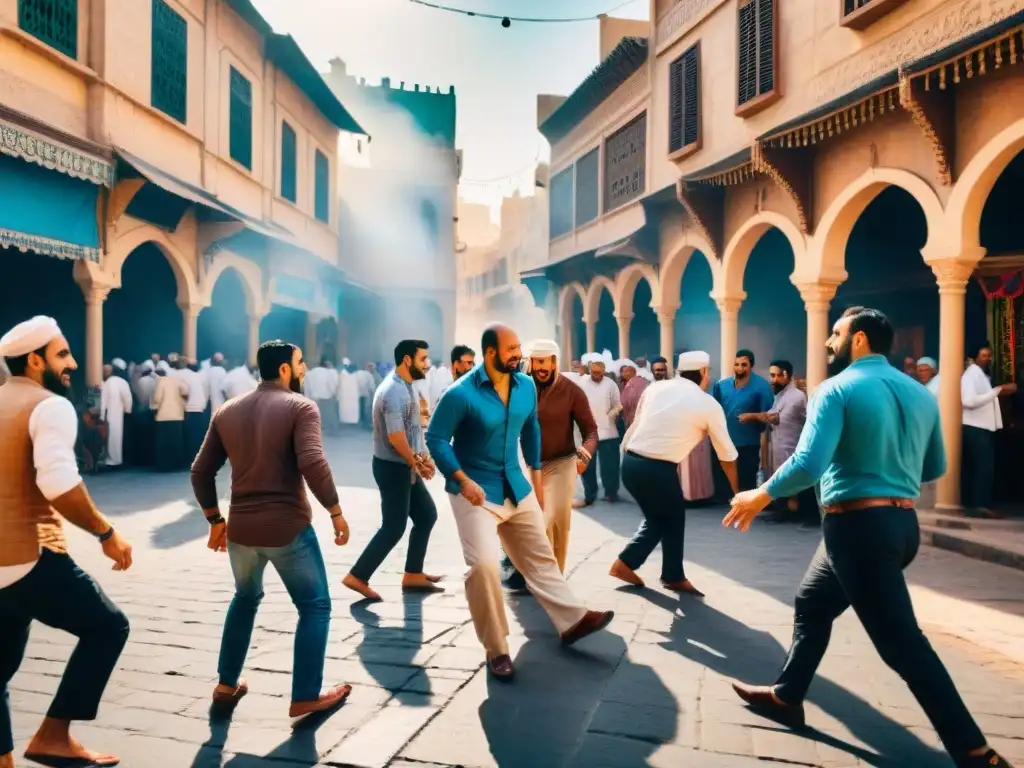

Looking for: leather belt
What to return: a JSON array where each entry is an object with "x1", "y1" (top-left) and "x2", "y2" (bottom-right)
[{"x1": 821, "y1": 497, "x2": 915, "y2": 515}]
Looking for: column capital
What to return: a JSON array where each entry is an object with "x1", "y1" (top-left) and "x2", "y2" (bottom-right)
[
  {"x1": 82, "y1": 285, "x2": 111, "y2": 305},
  {"x1": 714, "y1": 296, "x2": 743, "y2": 316},
  {"x1": 614, "y1": 312, "x2": 634, "y2": 324},
  {"x1": 653, "y1": 303, "x2": 680, "y2": 323},
  {"x1": 929, "y1": 259, "x2": 978, "y2": 294},
  {"x1": 177, "y1": 300, "x2": 209, "y2": 318},
  {"x1": 796, "y1": 281, "x2": 840, "y2": 312}
]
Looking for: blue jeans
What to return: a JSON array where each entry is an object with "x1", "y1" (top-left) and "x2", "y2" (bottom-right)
[{"x1": 218, "y1": 526, "x2": 331, "y2": 703}]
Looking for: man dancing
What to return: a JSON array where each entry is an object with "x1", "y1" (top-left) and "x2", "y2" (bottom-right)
[
  {"x1": 0, "y1": 317, "x2": 133, "y2": 768},
  {"x1": 343, "y1": 339, "x2": 441, "y2": 601},
  {"x1": 502, "y1": 339, "x2": 598, "y2": 592},
  {"x1": 724, "y1": 308, "x2": 1012, "y2": 768},
  {"x1": 426, "y1": 324, "x2": 614, "y2": 680}
]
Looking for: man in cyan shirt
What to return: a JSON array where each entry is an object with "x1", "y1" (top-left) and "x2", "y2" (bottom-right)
[
  {"x1": 724, "y1": 307, "x2": 1011, "y2": 768},
  {"x1": 712, "y1": 348, "x2": 773, "y2": 492},
  {"x1": 426, "y1": 324, "x2": 613, "y2": 681}
]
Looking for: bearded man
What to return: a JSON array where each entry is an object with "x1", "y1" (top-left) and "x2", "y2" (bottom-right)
[{"x1": 502, "y1": 340, "x2": 598, "y2": 592}]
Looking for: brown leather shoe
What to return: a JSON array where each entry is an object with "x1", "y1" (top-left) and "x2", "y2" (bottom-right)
[
  {"x1": 487, "y1": 654, "x2": 515, "y2": 680},
  {"x1": 561, "y1": 610, "x2": 614, "y2": 646},
  {"x1": 963, "y1": 749, "x2": 1013, "y2": 767},
  {"x1": 732, "y1": 682, "x2": 805, "y2": 728}
]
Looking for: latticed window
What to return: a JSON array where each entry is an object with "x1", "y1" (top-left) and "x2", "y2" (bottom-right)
[
  {"x1": 844, "y1": 0, "x2": 873, "y2": 12},
  {"x1": 229, "y1": 67, "x2": 253, "y2": 170},
  {"x1": 737, "y1": 0, "x2": 776, "y2": 108},
  {"x1": 151, "y1": 0, "x2": 187, "y2": 124},
  {"x1": 280, "y1": 122, "x2": 297, "y2": 203},
  {"x1": 18, "y1": 0, "x2": 78, "y2": 59},
  {"x1": 669, "y1": 43, "x2": 701, "y2": 154},
  {"x1": 574, "y1": 148, "x2": 599, "y2": 227},
  {"x1": 314, "y1": 149, "x2": 330, "y2": 223},
  {"x1": 604, "y1": 112, "x2": 647, "y2": 211}
]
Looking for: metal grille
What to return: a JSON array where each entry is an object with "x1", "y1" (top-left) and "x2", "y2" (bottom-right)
[
  {"x1": 604, "y1": 112, "x2": 647, "y2": 211},
  {"x1": 280, "y1": 122, "x2": 297, "y2": 202},
  {"x1": 738, "y1": 0, "x2": 774, "y2": 106},
  {"x1": 844, "y1": 0, "x2": 874, "y2": 13},
  {"x1": 669, "y1": 44, "x2": 700, "y2": 153},
  {"x1": 314, "y1": 149, "x2": 330, "y2": 223},
  {"x1": 574, "y1": 148, "x2": 599, "y2": 226},
  {"x1": 18, "y1": 0, "x2": 77, "y2": 59},
  {"x1": 549, "y1": 168, "x2": 574, "y2": 239},
  {"x1": 229, "y1": 67, "x2": 253, "y2": 170},
  {"x1": 151, "y1": 0, "x2": 188, "y2": 124}
]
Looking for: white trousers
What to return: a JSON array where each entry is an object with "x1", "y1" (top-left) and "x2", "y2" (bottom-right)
[{"x1": 448, "y1": 491, "x2": 587, "y2": 657}]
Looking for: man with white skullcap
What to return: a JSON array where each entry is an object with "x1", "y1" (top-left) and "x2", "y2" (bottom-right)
[
  {"x1": 0, "y1": 317, "x2": 133, "y2": 767},
  {"x1": 100, "y1": 358, "x2": 133, "y2": 469},
  {"x1": 610, "y1": 350, "x2": 739, "y2": 596},
  {"x1": 576, "y1": 352, "x2": 623, "y2": 506},
  {"x1": 502, "y1": 339, "x2": 599, "y2": 591},
  {"x1": 916, "y1": 356, "x2": 939, "y2": 397}
]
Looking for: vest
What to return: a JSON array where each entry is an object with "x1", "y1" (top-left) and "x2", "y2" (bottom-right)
[{"x1": 0, "y1": 378, "x2": 67, "y2": 566}]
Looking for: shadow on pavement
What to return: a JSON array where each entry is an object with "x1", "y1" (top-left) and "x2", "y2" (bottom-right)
[
  {"x1": 350, "y1": 594, "x2": 431, "y2": 704},
  {"x1": 150, "y1": 503, "x2": 208, "y2": 549}
]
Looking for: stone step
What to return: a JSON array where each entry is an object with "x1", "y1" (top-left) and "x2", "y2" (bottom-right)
[
  {"x1": 920, "y1": 523, "x2": 1024, "y2": 572},
  {"x1": 917, "y1": 510, "x2": 1024, "y2": 532}
]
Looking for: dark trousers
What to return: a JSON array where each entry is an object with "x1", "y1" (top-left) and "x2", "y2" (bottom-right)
[
  {"x1": 618, "y1": 452, "x2": 688, "y2": 583},
  {"x1": 961, "y1": 425, "x2": 995, "y2": 510},
  {"x1": 736, "y1": 445, "x2": 761, "y2": 491},
  {"x1": 350, "y1": 457, "x2": 438, "y2": 581},
  {"x1": 184, "y1": 410, "x2": 209, "y2": 467},
  {"x1": 133, "y1": 410, "x2": 155, "y2": 467},
  {"x1": 359, "y1": 397, "x2": 373, "y2": 430},
  {"x1": 155, "y1": 419, "x2": 184, "y2": 472},
  {"x1": 582, "y1": 438, "x2": 621, "y2": 502},
  {"x1": 316, "y1": 400, "x2": 337, "y2": 436},
  {"x1": 774, "y1": 507, "x2": 985, "y2": 761},
  {"x1": 0, "y1": 550, "x2": 130, "y2": 754}
]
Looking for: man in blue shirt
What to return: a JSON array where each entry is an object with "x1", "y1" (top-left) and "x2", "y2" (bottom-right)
[
  {"x1": 426, "y1": 324, "x2": 614, "y2": 681},
  {"x1": 723, "y1": 307, "x2": 1010, "y2": 768},
  {"x1": 712, "y1": 349, "x2": 774, "y2": 492}
]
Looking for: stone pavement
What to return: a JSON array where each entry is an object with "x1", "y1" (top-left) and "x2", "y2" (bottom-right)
[{"x1": 9, "y1": 431, "x2": 1024, "y2": 767}]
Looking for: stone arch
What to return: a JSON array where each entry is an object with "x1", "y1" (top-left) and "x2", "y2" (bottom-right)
[
  {"x1": 558, "y1": 282, "x2": 587, "y2": 327},
  {"x1": 105, "y1": 223, "x2": 200, "y2": 306},
  {"x1": 720, "y1": 211, "x2": 806, "y2": 298},
  {"x1": 614, "y1": 262, "x2": 660, "y2": 316},
  {"x1": 804, "y1": 168, "x2": 945, "y2": 280},
  {"x1": 200, "y1": 253, "x2": 265, "y2": 316},
  {"x1": 584, "y1": 275, "x2": 618, "y2": 322},
  {"x1": 659, "y1": 229, "x2": 720, "y2": 310},
  {"x1": 945, "y1": 117, "x2": 1024, "y2": 255}
]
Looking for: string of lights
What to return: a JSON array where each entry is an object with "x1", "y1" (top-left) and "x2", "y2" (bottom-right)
[{"x1": 407, "y1": 0, "x2": 643, "y2": 26}]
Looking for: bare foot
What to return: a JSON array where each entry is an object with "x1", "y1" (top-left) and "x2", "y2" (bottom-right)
[
  {"x1": 401, "y1": 574, "x2": 444, "y2": 593},
  {"x1": 609, "y1": 559, "x2": 644, "y2": 587},
  {"x1": 1, "y1": 752, "x2": 14, "y2": 768},
  {"x1": 342, "y1": 573, "x2": 382, "y2": 602},
  {"x1": 24, "y1": 729, "x2": 119, "y2": 766},
  {"x1": 424, "y1": 573, "x2": 443, "y2": 583},
  {"x1": 289, "y1": 684, "x2": 352, "y2": 719}
]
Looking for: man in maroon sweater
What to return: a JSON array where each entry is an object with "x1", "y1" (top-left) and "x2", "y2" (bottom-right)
[{"x1": 502, "y1": 339, "x2": 598, "y2": 591}]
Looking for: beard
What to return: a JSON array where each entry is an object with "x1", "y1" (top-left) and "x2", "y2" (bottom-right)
[
  {"x1": 43, "y1": 367, "x2": 71, "y2": 397},
  {"x1": 532, "y1": 370, "x2": 554, "y2": 388},
  {"x1": 827, "y1": 337, "x2": 853, "y2": 377},
  {"x1": 653, "y1": 373, "x2": 667, "y2": 381},
  {"x1": 410, "y1": 365, "x2": 427, "y2": 381},
  {"x1": 772, "y1": 382, "x2": 785, "y2": 394},
  {"x1": 290, "y1": 376, "x2": 302, "y2": 394},
  {"x1": 495, "y1": 354, "x2": 520, "y2": 375}
]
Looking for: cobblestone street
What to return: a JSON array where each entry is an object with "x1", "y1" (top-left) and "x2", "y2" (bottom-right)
[{"x1": 9, "y1": 431, "x2": 1024, "y2": 767}]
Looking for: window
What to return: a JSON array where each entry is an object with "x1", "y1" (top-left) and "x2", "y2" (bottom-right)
[
  {"x1": 229, "y1": 66, "x2": 253, "y2": 170},
  {"x1": 18, "y1": 0, "x2": 77, "y2": 59},
  {"x1": 604, "y1": 112, "x2": 647, "y2": 211},
  {"x1": 737, "y1": 0, "x2": 778, "y2": 117},
  {"x1": 151, "y1": 0, "x2": 188, "y2": 124},
  {"x1": 314, "y1": 149, "x2": 330, "y2": 223},
  {"x1": 840, "y1": 0, "x2": 904, "y2": 30},
  {"x1": 280, "y1": 122, "x2": 297, "y2": 203},
  {"x1": 574, "y1": 148, "x2": 599, "y2": 227},
  {"x1": 549, "y1": 167, "x2": 574, "y2": 239},
  {"x1": 669, "y1": 42, "x2": 701, "y2": 157}
]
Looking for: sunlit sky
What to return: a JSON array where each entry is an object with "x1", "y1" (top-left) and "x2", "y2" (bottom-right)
[{"x1": 250, "y1": 0, "x2": 649, "y2": 211}]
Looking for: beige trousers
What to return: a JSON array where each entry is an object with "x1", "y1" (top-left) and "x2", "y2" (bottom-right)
[
  {"x1": 448, "y1": 490, "x2": 588, "y2": 657},
  {"x1": 543, "y1": 456, "x2": 578, "y2": 573}
]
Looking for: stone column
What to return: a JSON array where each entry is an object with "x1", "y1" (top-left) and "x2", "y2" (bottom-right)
[
  {"x1": 657, "y1": 305, "x2": 679, "y2": 373},
  {"x1": 797, "y1": 282, "x2": 840, "y2": 394},
  {"x1": 615, "y1": 313, "x2": 633, "y2": 360},
  {"x1": 715, "y1": 296, "x2": 742, "y2": 377},
  {"x1": 82, "y1": 285, "x2": 110, "y2": 388},
  {"x1": 247, "y1": 313, "x2": 265, "y2": 367},
  {"x1": 305, "y1": 314, "x2": 323, "y2": 364},
  {"x1": 584, "y1": 316, "x2": 596, "y2": 355},
  {"x1": 560, "y1": 321, "x2": 573, "y2": 369},
  {"x1": 930, "y1": 257, "x2": 979, "y2": 512},
  {"x1": 179, "y1": 302, "x2": 204, "y2": 363}
]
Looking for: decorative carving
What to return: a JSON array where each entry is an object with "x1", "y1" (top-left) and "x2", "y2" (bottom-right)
[
  {"x1": 0, "y1": 227, "x2": 100, "y2": 263},
  {"x1": 715, "y1": 296, "x2": 743, "y2": 316},
  {"x1": 656, "y1": 0, "x2": 730, "y2": 52},
  {"x1": 551, "y1": 68, "x2": 648, "y2": 161},
  {"x1": 0, "y1": 122, "x2": 115, "y2": 187},
  {"x1": 930, "y1": 259, "x2": 978, "y2": 292},
  {"x1": 676, "y1": 180, "x2": 725, "y2": 257},
  {"x1": 809, "y1": 0, "x2": 1021, "y2": 103},
  {"x1": 751, "y1": 143, "x2": 812, "y2": 233},
  {"x1": 899, "y1": 76, "x2": 956, "y2": 186},
  {"x1": 797, "y1": 282, "x2": 840, "y2": 312},
  {"x1": 82, "y1": 285, "x2": 111, "y2": 305}
]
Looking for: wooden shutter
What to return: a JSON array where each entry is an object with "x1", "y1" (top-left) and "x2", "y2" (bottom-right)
[
  {"x1": 669, "y1": 56, "x2": 684, "y2": 153},
  {"x1": 757, "y1": 0, "x2": 775, "y2": 96},
  {"x1": 669, "y1": 43, "x2": 701, "y2": 155},
  {"x1": 845, "y1": 0, "x2": 871, "y2": 13},
  {"x1": 737, "y1": 0, "x2": 758, "y2": 105}
]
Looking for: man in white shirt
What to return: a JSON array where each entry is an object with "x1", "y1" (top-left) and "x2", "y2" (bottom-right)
[
  {"x1": 0, "y1": 316, "x2": 133, "y2": 768},
  {"x1": 205, "y1": 352, "x2": 228, "y2": 415},
  {"x1": 223, "y1": 360, "x2": 258, "y2": 401},
  {"x1": 610, "y1": 351, "x2": 739, "y2": 596},
  {"x1": 304, "y1": 360, "x2": 339, "y2": 435},
  {"x1": 338, "y1": 358, "x2": 360, "y2": 425},
  {"x1": 100, "y1": 360, "x2": 133, "y2": 469},
  {"x1": 177, "y1": 359, "x2": 210, "y2": 465},
  {"x1": 961, "y1": 342, "x2": 1017, "y2": 516},
  {"x1": 575, "y1": 354, "x2": 623, "y2": 506}
]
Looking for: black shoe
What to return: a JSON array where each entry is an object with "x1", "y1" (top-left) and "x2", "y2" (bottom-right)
[{"x1": 962, "y1": 749, "x2": 1013, "y2": 767}]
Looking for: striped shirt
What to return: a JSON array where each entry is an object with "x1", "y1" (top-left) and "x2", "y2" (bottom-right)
[{"x1": 373, "y1": 372, "x2": 424, "y2": 463}]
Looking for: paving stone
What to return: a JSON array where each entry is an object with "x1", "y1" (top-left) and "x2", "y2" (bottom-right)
[{"x1": 322, "y1": 702, "x2": 438, "y2": 767}]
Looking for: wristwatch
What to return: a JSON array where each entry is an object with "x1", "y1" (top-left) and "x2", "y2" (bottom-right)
[
  {"x1": 206, "y1": 514, "x2": 226, "y2": 525},
  {"x1": 98, "y1": 526, "x2": 115, "y2": 542}
]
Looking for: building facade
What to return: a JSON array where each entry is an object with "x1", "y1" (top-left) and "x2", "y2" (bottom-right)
[
  {"x1": 326, "y1": 59, "x2": 459, "y2": 364},
  {"x1": 0, "y1": 0, "x2": 364, "y2": 382},
  {"x1": 527, "y1": 2, "x2": 1024, "y2": 511}
]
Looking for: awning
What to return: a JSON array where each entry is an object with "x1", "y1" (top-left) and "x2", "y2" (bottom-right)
[
  {"x1": 0, "y1": 153, "x2": 101, "y2": 262},
  {"x1": 0, "y1": 104, "x2": 114, "y2": 187}
]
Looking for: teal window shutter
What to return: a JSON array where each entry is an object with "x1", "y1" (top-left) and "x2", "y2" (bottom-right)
[
  {"x1": 314, "y1": 149, "x2": 329, "y2": 223},
  {"x1": 281, "y1": 122, "x2": 297, "y2": 203},
  {"x1": 151, "y1": 0, "x2": 188, "y2": 124},
  {"x1": 18, "y1": 0, "x2": 78, "y2": 59},
  {"x1": 229, "y1": 67, "x2": 253, "y2": 170}
]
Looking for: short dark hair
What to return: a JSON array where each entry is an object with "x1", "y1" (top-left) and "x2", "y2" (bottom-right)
[
  {"x1": 394, "y1": 339, "x2": 428, "y2": 366},
  {"x1": 841, "y1": 306, "x2": 895, "y2": 356},
  {"x1": 451, "y1": 344, "x2": 475, "y2": 365},
  {"x1": 969, "y1": 341, "x2": 992, "y2": 359},
  {"x1": 650, "y1": 356, "x2": 667, "y2": 366},
  {"x1": 769, "y1": 359, "x2": 793, "y2": 377},
  {"x1": 481, "y1": 327, "x2": 499, "y2": 356},
  {"x1": 3, "y1": 345, "x2": 48, "y2": 377},
  {"x1": 257, "y1": 340, "x2": 298, "y2": 381},
  {"x1": 736, "y1": 349, "x2": 755, "y2": 365}
]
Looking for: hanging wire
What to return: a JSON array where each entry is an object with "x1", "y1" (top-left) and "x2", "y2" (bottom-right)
[{"x1": 407, "y1": 0, "x2": 643, "y2": 23}]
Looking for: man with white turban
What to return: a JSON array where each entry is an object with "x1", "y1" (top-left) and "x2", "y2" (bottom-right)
[
  {"x1": 0, "y1": 317, "x2": 133, "y2": 768},
  {"x1": 576, "y1": 351, "x2": 623, "y2": 505},
  {"x1": 917, "y1": 356, "x2": 939, "y2": 397},
  {"x1": 610, "y1": 350, "x2": 739, "y2": 596},
  {"x1": 502, "y1": 339, "x2": 599, "y2": 591},
  {"x1": 100, "y1": 358, "x2": 133, "y2": 468}
]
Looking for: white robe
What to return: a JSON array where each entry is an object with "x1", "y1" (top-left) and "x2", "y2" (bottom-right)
[
  {"x1": 206, "y1": 365, "x2": 228, "y2": 413},
  {"x1": 338, "y1": 369, "x2": 360, "y2": 424},
  {"x1": 100, "y1": 376, "x2": 133, "y2": 466},
  {"x1": 428, "y1": 366, "x2": 453, "y2": 409}
]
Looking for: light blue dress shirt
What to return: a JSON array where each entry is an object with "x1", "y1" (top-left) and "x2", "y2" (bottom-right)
[
  {"x1": 712, "y1": 373, "x2": 775, "y2": 447},
  {"x1": 425, "y1": 364, "x2": 542, "y2": 505},
  {"x1": 765, "y1": 354, "x2": 946, "y2": 505}
]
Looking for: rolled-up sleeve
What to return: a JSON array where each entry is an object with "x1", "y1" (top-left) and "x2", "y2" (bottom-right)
[
  {"x1": 28, "y1": 397, "x2": 83, "y2": 501},
  {"x1": 381, "y1": 385, "x2": 406, "y2": 436},
  {"x1": 425, "y1": 389, "x2": 465, "y2": 479},
  {"x1": 766, "y1": 387, "x2": 844, "y2": 499}
]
